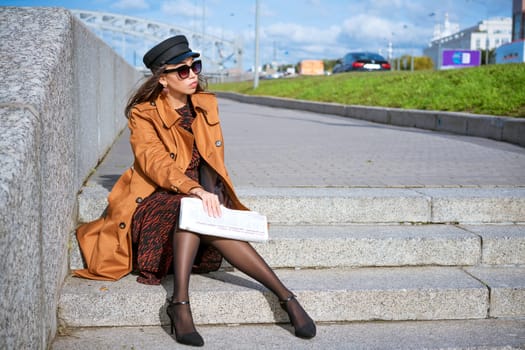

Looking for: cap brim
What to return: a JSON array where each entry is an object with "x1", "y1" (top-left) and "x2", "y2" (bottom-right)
[{"x1": 166, "y1": 51, "x2": 200, "y2": 65}]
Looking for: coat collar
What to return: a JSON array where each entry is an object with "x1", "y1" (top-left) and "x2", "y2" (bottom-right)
[
  {"x1": 154, "y1": 93, "x2": 210, "y2": 128},
  {"x1": 154, "y1": 95, "x2": 179, "y2": 128}
]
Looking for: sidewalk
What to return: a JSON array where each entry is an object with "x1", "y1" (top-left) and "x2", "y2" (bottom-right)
[{"x1": 92, "y1": 97, "x2": 525, "y2": 190}]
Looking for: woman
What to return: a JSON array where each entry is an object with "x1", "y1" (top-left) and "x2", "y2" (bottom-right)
[{"x1": 75, "y1": 35, "x2": 316, "y2": 347}]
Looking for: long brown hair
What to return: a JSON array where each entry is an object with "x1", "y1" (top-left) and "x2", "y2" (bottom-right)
[{"x1": 125, "y1": 65, "x2": 208, "y2": 118}]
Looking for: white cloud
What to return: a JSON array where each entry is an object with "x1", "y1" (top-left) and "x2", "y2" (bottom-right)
[
  {"x1": 112, "y1": 0, "x2": 149, "y2": 10},
  {"x1": 161, "y1": 0, "x2": 203, "y2": 18},
  {"x1": 239, "y1": 0, "x2": 476, "y2": 65},
  {"x1": 259, "y1": 2, "x2": 277, "y2": 18},
  {"x1": 254, "y1": 0, "x2": 437, "y2": 63},
  {"x1": 253, "y1": 22, "x2": 346, "y2": 62},
  {"x1": 264, "y1": 22, "x2": 341, "y2": 45},
  {"x1": 338, "y1": 14, "x2": 427, "y2": 49},
  {"x1": 307, "y1": 0, "x2": 322, "y2": 6},
  {"x1": 341, "y1": 14, "x2": 394, "y2": 41}
]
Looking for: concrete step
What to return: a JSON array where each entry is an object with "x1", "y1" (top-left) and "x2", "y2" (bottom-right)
[
  {"x1": 52, "y1": 319, "x2": 525, "y2": 350},
  {"x1": 255, "y1": 224, "x2": 525, "y2": 268},
  {"x1": 78, "y1": 183, "x2": 525, "y2": 224},
  {"x1": 57, "y1": 266, "x2": 525, "y2": 328},
  {"x1": 69, "y1": 223, "x2": 525, "y2": 271},
  {"x1": 237, "y1": 187, "x2": 525, "y2": 224}
]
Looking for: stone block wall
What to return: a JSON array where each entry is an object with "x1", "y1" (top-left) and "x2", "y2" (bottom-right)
[{"x1": 0, "y1": 7, "x2": 143, "y2": 349}]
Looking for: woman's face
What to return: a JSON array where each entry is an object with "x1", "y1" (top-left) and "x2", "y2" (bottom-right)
[{"x1": 159, "y1": 57, "x2": 200, "y2": 98}]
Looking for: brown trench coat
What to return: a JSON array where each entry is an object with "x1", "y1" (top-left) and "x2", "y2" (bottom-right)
[{"x1": 74, "y1": 92, "x2": 247, "y2": 281}]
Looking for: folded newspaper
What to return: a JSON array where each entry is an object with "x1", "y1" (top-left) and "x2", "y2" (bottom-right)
[{"x1": 179, "y1": 197, "x2": 268, "y2": 242}]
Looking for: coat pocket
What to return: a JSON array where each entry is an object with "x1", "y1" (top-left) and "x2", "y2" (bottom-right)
[{"x1": 198, "y1": 108, "x2": 220, "y2": 126}]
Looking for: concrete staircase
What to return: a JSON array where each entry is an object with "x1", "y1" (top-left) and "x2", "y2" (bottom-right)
[{"x1": 53, "y1": 185, "x2": 525, "y2": 349}]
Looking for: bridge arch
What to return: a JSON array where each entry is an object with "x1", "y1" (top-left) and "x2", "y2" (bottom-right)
[{"x1": 72, "y1": 10, "x2": 243, "y2": 74}]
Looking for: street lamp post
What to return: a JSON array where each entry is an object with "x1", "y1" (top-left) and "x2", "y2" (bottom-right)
[
  {"x1": 253, "y1": 0, "x2": 260, "y2": 89},
  {"x1": 437, "y1": 40, "x2": 441, "y2": 70},
  {"x1": 401, "y1": 24, "x2": 415, "y2": 72},
  {"x1": 389, "y1": 32, "x2": 397, "y2": 71},
  {"x1": 201, "y1": 0, "x2": 205, "y2": 37},
  {"x1": 485, "y1": 27, "x2": 490, "y2": 64},
  {"x1": 429, "y1": 11, "x2": 443, "y2": 70}
]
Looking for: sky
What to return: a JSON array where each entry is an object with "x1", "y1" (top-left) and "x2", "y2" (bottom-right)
[{"x1": 1, "y1": 0, "x2": 513, "y2": 70}]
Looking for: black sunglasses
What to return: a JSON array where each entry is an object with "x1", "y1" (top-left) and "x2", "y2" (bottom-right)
[{"x1": 164, "y1": 60, "x2": 202, "y2": 79}]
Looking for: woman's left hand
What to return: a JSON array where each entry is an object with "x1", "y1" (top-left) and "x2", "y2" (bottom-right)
[{"x1": 189, "y1": 188, "x2": 222, "y2": 218}]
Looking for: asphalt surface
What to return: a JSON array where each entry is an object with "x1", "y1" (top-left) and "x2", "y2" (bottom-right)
[{"x1": 92, "y1": 97, "x2": 525, "y2": 190}]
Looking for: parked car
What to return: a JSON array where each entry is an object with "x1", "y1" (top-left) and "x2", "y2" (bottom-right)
[{"x1": 332, "y1": 52, "x2": 391, "y2": 73}]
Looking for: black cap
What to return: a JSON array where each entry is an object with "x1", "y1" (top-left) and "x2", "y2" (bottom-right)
[{"x1": 143, "y1": 35, "x2": 200, "y2": 70}]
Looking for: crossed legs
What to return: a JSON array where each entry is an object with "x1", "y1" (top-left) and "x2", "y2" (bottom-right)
[{"x1": 170, "y1": 230, "x2": 315, "y2": 341}]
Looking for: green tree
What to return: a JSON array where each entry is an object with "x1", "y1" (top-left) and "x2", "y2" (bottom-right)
[
  {"x1": 414, "y1": 56, "x2": 434, "y2": 70},
  {"x1": 323, "y1": 59, "x2": 339, "y2": 72},
  {"x1": 393, "y1": 56, "x2": 434, "y2": 71},
  {"x1": 294, "y1": 62, "x2": 301, "y2": 74}
]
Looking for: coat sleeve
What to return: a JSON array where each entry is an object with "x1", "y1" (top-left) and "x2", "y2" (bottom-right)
[{"x1": 128, "y1": 108, "x2": 201, "y2": 194}]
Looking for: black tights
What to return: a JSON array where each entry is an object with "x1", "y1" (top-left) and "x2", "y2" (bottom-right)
[{"x1": 171, "y1": 230, "x2": 311, "y2": 335}]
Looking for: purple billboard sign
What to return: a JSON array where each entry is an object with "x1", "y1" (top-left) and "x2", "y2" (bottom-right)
[{"x1": 441, "y1": 50, "x2": 481, "y2": 69}]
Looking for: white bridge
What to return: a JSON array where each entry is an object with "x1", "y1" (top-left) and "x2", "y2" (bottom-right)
[{"x1": 72, "y1": 10, "x2": 243, "y2": 75}]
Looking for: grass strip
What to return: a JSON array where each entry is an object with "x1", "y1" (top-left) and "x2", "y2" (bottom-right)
[{"x1": 210, "y1": 63, "x2": 525, "y2": 117}]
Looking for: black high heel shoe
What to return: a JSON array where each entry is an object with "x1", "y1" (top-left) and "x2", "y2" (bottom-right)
[
  {"x1": 279, "y1": 294, "x2": 317, "y2": 339},
  {"x1": 166, "y1": 300, "x2": 204, "y2": 347}
]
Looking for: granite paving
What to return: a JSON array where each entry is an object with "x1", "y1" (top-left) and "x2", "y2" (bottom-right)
[{"x1": 91, "y1": 98, "x2": 525, "y2": 190}]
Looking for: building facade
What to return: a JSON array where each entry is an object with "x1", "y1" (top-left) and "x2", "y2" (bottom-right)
[
  {"x1": 495, "y1": 0, "x2": 525, "y2": 64},
  {"x1": 512, "y1": 0, "x2": 525, "y2": 40},
  {"x1": 424, "y1": 15, "x2": 512, "y2": 69}
]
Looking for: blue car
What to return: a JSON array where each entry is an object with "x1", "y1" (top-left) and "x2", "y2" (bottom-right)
[{"x1": 333, "y1": 52, "x2": 391, "y2": 73}]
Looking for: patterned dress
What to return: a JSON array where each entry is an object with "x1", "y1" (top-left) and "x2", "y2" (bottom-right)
[{"x1": 131, "y1": 104, "x2": 222, "y2": 285}]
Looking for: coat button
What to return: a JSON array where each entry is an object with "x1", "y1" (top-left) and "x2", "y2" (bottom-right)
[
  {"x1": 136, "y1": 197, "x2": 143, "y2": 203},
  {"x1": 119, "y1": 222, "x2": 126, "y2": 229},
  {"x1": 170, "y1": 153, "x2": 175, "y2": 159},
  {"x1": 215, "y1": 140, "x2": 222, "y2": 147}
]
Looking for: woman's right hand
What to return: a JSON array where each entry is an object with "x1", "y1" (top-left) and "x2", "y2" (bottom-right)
[{"x1": 189, "y1": 187, "x2": 222, "y2": 218}]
